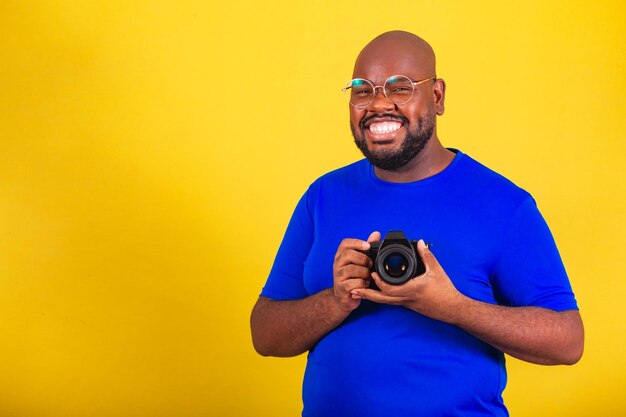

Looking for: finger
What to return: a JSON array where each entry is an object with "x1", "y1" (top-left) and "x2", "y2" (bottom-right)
[
  {"x1": 416, "y1": 239, "x2": 438, "y2": 271},
  {"x1": 340, "y1": 279, "x2": 371, "y2": 301},
  {"x1": 339, "y1": 238, "x2": 370, "y2": 251},
  {"x1": 370, "y1": 272, "x2": 403, "y2": 296},
  {"x1": 367, "y1": 231, "x2": 381, "y2": 243},
  {"x1": 336, "y1": 264, "x2": 371, "y2": 282},
  {"x1": 341, "y1": 278, "x2": 370, "y2": 292},
  {"x1": 352, "y1": 288, "x2": 405, "y2": 305},
  {"x1": 335, "y1": 249, "x2": 373, "y2": 268},
  {"x1": 335, "y1": 239, "x2": 372, "y2": 267}
]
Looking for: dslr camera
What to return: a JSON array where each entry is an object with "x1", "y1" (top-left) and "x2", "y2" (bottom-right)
[{"x1": 360, "y1": 230, "x2": 427, "y2": 286}]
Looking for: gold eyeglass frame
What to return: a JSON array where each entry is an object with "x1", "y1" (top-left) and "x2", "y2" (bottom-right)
[{"x1": 342, "y1": 75, "x2": 436, "y2": 109}]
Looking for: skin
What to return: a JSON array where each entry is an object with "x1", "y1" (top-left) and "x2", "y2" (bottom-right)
[
  {"x1": 250, "y1": 31, "x2": 584, "y2": 364},
  {"x1": 349, "y1": 31, "x2": 453, "y2": 182},
  {"x1": 251, "y1": 232, "x2": 379, "y2": 357}
]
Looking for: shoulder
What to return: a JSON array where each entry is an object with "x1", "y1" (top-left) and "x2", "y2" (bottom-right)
[
  {"x1": 454, "y1": 151, "x2": 532, "y2": 206},
  {"x1": 317, "y1": 158, "x2": 369, "y2": 183},
  {"x1": 308, "y1": 159, "x2": 370, "y2": 193},
  {"x1": 296, "y1": 159, "x2": 370, "y2": 215}
]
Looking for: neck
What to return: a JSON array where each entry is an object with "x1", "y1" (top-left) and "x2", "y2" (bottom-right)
[{"x1": 373, "y1": 137, "x2": 455, "y2": 183}]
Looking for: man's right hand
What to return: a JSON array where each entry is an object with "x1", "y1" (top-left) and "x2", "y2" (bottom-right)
[
  {"x1": 332, "y1": 231, "x2": 381, "y2": 312},
  {"x1": 251, "y1": 231, "x2": 381, "y2": 357}
]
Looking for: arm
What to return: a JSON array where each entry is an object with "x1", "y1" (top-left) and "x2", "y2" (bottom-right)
[
  {"x1": 447, "y1": 300, "x2": 583, "y2": 365},
  {"x1": 250, "y1": 234, "x2": 378, "y2": 357},
  {"x1": 251, "y1": 290, "x2": 348, "y2": 357},
  {"x1": 353, "y1": 240, "x2": 584, "y2": 365}
]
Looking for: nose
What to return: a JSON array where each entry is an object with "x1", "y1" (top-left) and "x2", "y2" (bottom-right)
[{"x1": 366, "y1": 86, "x2": 396, "y2": 112}]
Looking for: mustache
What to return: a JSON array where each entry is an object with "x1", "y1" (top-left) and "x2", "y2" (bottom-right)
[{"x1": 360, "y1": 113, "x2": 409, "y2": 131}]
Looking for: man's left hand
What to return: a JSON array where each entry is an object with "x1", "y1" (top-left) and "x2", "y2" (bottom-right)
[
  {"x1": 352, "y1": 239, "x2": 465, "y2": 323},
  {"x1": 352, "y1": 239, "x2": 584, "y2": 365}
]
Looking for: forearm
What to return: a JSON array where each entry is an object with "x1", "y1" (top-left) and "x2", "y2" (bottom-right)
[
  {"x1": 449, "y1": 296, "x2": 584, "y2": 365},
  {"x1": 250, "y1": 289, "x2": 351, "y2": 357},
  {"x1": 356, "y1": 242, "x2": 584, "y2": 366}
]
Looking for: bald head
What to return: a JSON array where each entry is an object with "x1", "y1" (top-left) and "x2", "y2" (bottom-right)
[
  {"x1": 347, "y1": 31, "x2": 448, "y2": 177},
  {"x1": 353, "y1": 31, "x2": 436, "y2": 80}
]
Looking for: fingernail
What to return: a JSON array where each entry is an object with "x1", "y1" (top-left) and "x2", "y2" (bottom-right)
[{"x1": 419, "y1": 239, "x2": 428, "y2": 249}]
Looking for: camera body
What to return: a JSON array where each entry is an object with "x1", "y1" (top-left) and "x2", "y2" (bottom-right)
[{"x1": 360, "y1": 230, "x2": 426, "y2": 286}]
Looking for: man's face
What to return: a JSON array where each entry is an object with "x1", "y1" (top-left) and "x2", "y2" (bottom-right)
[{"x1": 349, "y1": 45, "x2": 443, "y2": 171}]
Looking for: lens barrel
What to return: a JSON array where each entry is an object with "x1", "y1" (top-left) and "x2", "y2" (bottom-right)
[
  {"x1": 359, "y1": 231, "x2": 426, "y2": 288},
  {"x1": 376, "y1": 244, "x2": 417, "y2": 285}
]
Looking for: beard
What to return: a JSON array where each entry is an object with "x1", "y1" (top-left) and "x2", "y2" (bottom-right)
[{"x1": 351, "y1": 111, "x2": 435, "y2": 171}]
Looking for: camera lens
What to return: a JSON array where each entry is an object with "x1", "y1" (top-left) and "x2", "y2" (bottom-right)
[
  {"x1": 376, "y1": 244, "x2": 417, "y2": 285},
  {"x1": 384, "y1": 254, "x2": 408, "y2": 278}
]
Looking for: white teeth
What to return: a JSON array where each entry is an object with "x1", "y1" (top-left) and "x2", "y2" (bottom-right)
[{"x1": 369, "y1": 121, "x2": 401, "y2": 134}]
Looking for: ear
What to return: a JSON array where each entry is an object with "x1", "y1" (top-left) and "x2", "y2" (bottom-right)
[{"x1": 433, "y1": 78, "x2": 446, "y2": 116}]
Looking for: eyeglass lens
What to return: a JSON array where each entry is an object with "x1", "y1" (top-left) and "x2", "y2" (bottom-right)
[{"x1": 346, "y1": 75, "x2": 415, "y2": 108}]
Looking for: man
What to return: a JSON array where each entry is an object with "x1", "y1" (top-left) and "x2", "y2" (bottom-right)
[{"x1": 250, "y1": 31, "x2": 583, "y2": 417}]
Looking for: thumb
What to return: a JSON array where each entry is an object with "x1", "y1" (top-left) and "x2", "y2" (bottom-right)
[
  {"x1": 416, "y1": 239, "x2": 437, "y2": 269},
  {"x1": 367, "y1": 231, "x2": 381, "y2": 243}
]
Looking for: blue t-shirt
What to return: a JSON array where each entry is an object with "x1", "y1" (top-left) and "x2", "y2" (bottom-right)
[{"x1": 261, "y1": 150, "x2": 578, "y2": 417}]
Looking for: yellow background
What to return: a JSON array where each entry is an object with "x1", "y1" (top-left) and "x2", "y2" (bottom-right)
[{"x1": 1, "y1": 1, "x2": 624, "y2": 416}]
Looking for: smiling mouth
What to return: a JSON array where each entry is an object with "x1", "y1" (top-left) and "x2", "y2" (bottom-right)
[{"x1": 368, "y1": 121, "x2": 402, "y2": 134}]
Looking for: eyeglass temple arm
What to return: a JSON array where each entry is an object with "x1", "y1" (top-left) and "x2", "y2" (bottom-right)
[{"x1": 412, "y1": 76, "x2": 436, "y2": 86}]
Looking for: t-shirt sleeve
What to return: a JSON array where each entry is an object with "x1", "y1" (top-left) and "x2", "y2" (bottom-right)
[
  {"x1": 260, "y1": 185, "x2": 316, "y2": 300},
  {"x1": 492, "y1": 196, "x2": 578, "y2": 311}
]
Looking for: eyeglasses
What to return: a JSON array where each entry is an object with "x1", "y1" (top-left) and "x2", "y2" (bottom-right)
[{"x1": 342, "y1": 75, "x2": 435, "y2": 109}]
